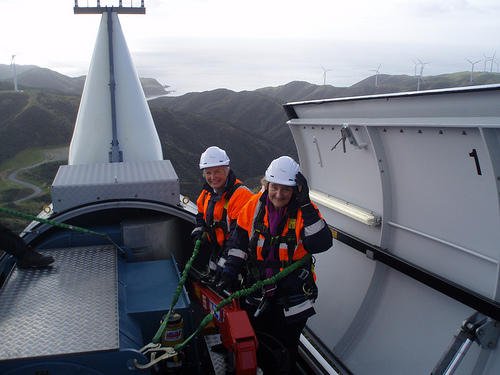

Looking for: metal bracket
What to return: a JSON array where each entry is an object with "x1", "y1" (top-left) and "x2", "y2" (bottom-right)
[
  {"x1": 331, "y1": 125, "x2": 367, "y2": 153},
  {"x1": 476, "y1": 316, "x2": 500, "y2": 349},
  {"x1": 342, "y1": 124, "x2": 367, "y2": 150},
  {"x1": 431, "y1": 312, "x2": 500, "y2": 375}
]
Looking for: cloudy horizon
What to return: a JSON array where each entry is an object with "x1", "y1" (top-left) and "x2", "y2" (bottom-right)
[{"x1": 1, "y1": 0, "x2": 499, "y2": 95}]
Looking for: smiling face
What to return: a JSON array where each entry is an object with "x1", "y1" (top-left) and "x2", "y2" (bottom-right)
[
  {"x1": 203, "y1": 166, "x2": 230, "y2": 194},
  {"x1": 267, "y1": 182, "x2": 294, "y2": 210}
]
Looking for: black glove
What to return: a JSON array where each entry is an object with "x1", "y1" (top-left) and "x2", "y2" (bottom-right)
[
  {"x1": 190, "y1": 226, "x2": 205, "y2": 244},
  {"x1": 216, "y1": 273, "x2": 238, "y2": 295},
  {"x1": 294, "y1": 172, "x2": 311, "y2": 206}
]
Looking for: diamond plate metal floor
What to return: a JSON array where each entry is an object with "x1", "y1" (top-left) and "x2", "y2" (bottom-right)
[
  {"x1": 0, "y1": 245, "x2": 119, "y2": 361},
  {"x1": 205, "y1": 334, "x2": 226, "y2": 375},
  {"x1": 205, "y1": 334, "x2": 262, "y2": 375}
]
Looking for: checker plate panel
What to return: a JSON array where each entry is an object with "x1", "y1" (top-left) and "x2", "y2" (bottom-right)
[{"x1": 0, "y1": 245, "x2": 119, "y2": 360}]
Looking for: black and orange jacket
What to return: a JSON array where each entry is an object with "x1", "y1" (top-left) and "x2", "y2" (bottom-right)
[{"x1": 195, "y1": 170, "x2": 253, "y2": 249}]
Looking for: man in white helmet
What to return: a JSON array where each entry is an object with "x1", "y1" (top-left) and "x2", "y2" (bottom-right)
[
  {"x1": 219, "y1": 156, "x2": 332, "y2": 374},
  {"x1": 191, "y1": 146, "x2": 253, "y2": 282}
]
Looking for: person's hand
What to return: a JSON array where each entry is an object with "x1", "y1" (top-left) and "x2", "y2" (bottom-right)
[
  {"x1": 190, "y1": 226, "x2": 206, "y2": 244},
  {"x1": 294, "y1": 172, "x2": 311, "y2": 206},
  {"x1": 216, "y1": 273, "x2": 237, "y2": 295}
]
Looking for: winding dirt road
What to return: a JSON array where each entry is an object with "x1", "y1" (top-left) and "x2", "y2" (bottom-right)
[{"x1": 7, "y1": 147, "x2": 69, "y2": 204}]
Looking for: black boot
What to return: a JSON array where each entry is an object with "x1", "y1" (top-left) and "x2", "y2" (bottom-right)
[{"x1": 16, "y1": 246, "x2": 54, "y2": 269}]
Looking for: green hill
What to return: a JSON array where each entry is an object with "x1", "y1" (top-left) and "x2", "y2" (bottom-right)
[
  {"x1": 0, "y1": 91, "x2": 79, "y2": 162},
  {"x1": 0, "y1": 64, "x2": 170, "y2": 97},
  {"x1": 2, "y1": 66, "x2": 500, "y2": 232},
  {"x1": 150, "y1": 89, "x2": 295, "y2": 160}
]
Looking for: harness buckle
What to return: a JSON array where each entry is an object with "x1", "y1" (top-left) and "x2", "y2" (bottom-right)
[
  {"x1": 298, "y1": 268, "x2": 309, "y2": 280},
  {"x1": 263, "y1": 285, "x2": 277, "y2": 296},
  {"x1": 254, "y1": 298, "x2": 269, "y2": 318},
  {"x1": 270, "y1": 236, "x2": 281, "y2": 246}
]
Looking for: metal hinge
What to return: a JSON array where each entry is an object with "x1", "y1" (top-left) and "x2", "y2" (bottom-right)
[
  {"x1": 331, "y1": 125, "x2": 367, "y2": 153},
  {"x1": 431, "y1": 312, "x2": 500, "y2": 375}
]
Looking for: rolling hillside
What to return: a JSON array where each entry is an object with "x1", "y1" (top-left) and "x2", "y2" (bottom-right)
[
  {"x1": 0, "y1": 91, "x2": 79, "y2": 162},
  {"x1": 0, "y1": 64, "x2": 170, "y2": 97},
  {"x1": 2, "y1": 65, "x2": 500, "y2": 231}
]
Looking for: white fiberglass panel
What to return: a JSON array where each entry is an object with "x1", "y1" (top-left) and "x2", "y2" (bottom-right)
[
  {"x1": 336, "y1": 267, "x2": 476, "y2": 375},
  {"x1": 307, "y1": 241, "x2": 378, "y2": 350},
  {"x1": 291, "y1": 123, "x2": 385, "y2": 246},
  {"x1": 287, "y1": 86, "x2": 500, "y2": 375},
  {"x1": 69, "y1": 12, "x2": 162, "y2": 165},
  {"x1": 380, "y1": 125, "x2": 500, "y2": 298}
]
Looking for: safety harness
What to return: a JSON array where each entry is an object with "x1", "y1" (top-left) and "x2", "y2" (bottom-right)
[
  {"x1": 203, "y1": 182, "x2": 243, "y2": 257},
  {"x1": 246, "y1": 195, "x2": 316, "y2": 316},
  {"x1": 248, "y1": 199, "x2": 298, "y2": 277}
]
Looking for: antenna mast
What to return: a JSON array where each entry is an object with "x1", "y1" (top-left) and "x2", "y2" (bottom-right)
[{"x1": 74, "y1": 0, "x2": 146, "y2": 14}]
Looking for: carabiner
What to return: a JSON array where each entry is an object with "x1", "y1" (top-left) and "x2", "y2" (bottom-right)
[{"x1": 135, "y1": 346, "x2": 178, "y2": 370}]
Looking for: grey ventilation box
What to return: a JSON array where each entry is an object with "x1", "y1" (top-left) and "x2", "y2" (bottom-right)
[{"x1": 52, "y1": 160, "x2": 180, "y2": 213}]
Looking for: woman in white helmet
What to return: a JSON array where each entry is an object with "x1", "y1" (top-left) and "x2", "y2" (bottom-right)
[
  {"x1": 191, "y1": 146, "x2": 253, "y2": 281},
  {"x1": 218, "y1": 156, "x2": 332, "y2": 374}
]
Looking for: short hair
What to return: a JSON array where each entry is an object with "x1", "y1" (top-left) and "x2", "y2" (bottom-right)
[{"x1": 260, "y1": 177, "x2": 269, "y2": 189}]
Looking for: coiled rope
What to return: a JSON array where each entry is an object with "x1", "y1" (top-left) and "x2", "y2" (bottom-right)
[
  {"x1": 152, "y1": 232, "x2": 313, "y2": 352},
  {"x1": 2, "y1": 206, "x2": 311, "y2": 356},
  {"x1": 152, "y1": 232, "x2": 207, "y2": 344},
  {"x1": 175, "y1": 253, "x2": 312, "y2": 352}
]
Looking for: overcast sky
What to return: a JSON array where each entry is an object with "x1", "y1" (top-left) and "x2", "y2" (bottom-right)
[{"x1": 1, "y1": 0, "x2": 500, "y2": 95}]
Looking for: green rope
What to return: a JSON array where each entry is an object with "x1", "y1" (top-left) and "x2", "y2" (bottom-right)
[
  {"x1": 0, "y1": 206, "x2": 123, "y2": 252},
  {"x1": 173, "y1": 253, "x2": 313, "y2": 352},
  {"x1": 0, "y1": 207, "x2": 108, "y2": 238},
  {"x1": 152, "y1": 232, "x2": 207, "y2": 344}
]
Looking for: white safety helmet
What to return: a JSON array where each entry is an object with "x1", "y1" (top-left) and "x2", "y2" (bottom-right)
[
  {"x1": 199, "y1": 146, "x2": 230, "y2": 169},
  {"x1": 265, "y1": 156, "x2": 301, "y2": 186}
]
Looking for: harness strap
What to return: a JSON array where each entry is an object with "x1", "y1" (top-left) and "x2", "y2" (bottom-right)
[
  {"x1": 255, "y1": 258, "x2": 306, "y2": 270},
  {"x1": 285, "y1": 217, "x2": 297, "y2": 268},
  {"x1": 248, "y1": 196, "x2": 299, "y2": 280},
  {"x1": 204, "y1": 182, "x2": 243, "y2": 256}
]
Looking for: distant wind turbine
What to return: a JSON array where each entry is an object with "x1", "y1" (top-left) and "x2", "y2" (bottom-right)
[
  {"x1": 369, "y1": 63, "x2": 382, "y2": 87},
  {"x1": 418, "y1": 59, "x2": 430, "y2": 76},
  {"x1": 321, "y1": 65, "x2": 333, "y2": 85},
  {"x1": 466, "y1": 58, "x2": 482, "y2": 83},
  {"x1": 416, "y1": 74, "x2": 426, "y2": 91},
  {"x1": 483, "y1": 52, "x2": 496, "y2": 73},
  {"x1": 415, "y1": 59, "x2": 429, "y2": 91},
  {"x1": 489, "y1": 52, "x2": 496, "y2": 73},
  {"x1": 412, "y1": 59, "x2": 421, "y2": 77},
  {"x1": 10, "y1": 54, "x2": 19, "y2": 92}
]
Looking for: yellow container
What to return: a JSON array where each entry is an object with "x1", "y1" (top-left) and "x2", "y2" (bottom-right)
[{"x1": 160, "y1": 313, "x2": 184, "y2": 347}]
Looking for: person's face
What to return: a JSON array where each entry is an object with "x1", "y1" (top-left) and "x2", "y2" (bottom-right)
[
  {"x1": 204, "y1": 166, "x2": 229, "y2": 193},
  {"x1": 267, "y1": 182, "x2": 293, "y2": 210}
]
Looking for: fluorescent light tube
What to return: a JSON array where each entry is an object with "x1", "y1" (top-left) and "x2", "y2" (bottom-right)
[{"x1": 310, "y1": 189, "x2": 381, "y2": 226}]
